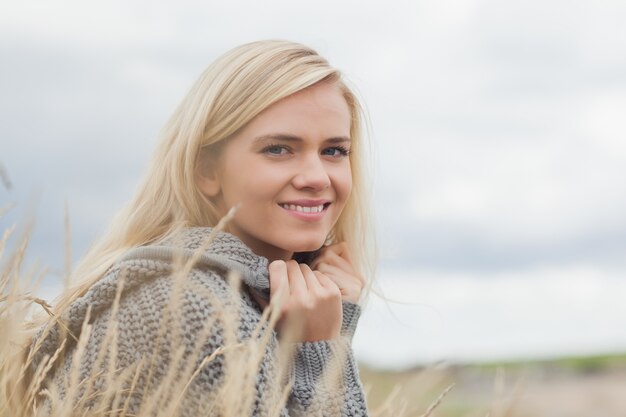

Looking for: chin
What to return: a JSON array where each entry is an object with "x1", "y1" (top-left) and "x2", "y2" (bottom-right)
[{"x1": 283, "y1": 235, "x2": 326, "y2": 253}]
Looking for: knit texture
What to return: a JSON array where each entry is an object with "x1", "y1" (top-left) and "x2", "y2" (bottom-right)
[{"x1": 32, "y1": 227, "x2": 369, "y2": 416}]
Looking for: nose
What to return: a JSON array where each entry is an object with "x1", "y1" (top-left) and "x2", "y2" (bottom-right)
[{"x1": 292, "y1": 155, "x2": 331, "y2": 191}]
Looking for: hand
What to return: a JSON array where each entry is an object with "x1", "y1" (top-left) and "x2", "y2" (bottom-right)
[
  {"x1": 268, "y1": 260, "x2": 342, "y2": 342},
  {"x1": 310, "y1": 242, "x2": 364, "y2": 304}
]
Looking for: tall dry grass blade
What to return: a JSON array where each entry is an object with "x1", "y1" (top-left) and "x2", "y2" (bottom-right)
[
  {"x1": 0, "y1": 225, "x2": 53, "y2": 417},
  {"x1": 139, "y1": 247, "x2": 227, "y2": 416},
  {"x1": 119, "y1": 356, "x2": 147, "y2": 417},
  {"x1": 97, "y1": 361, "x2": 148, "y2": 417},
  {"x1": 265, "y1": 288, "x2": 295, "y2": 417},
  {"x1": 132, "y1": 205, "x2": 240, "y2": 416},
  {"x1": 227, "y1": 270, "x2": 275, "y2": 414},
  {"x1": 23, "y1": 338, "x2": 67, "y2": 414},
  {"x1": 76, "y1": 270, "x2": 127, "y2": 413},
  {"x1": 174, "y1": 346, "x2": 226, "y2": 404},
  {"x1": 177, "y1": 204, "x2": 238, "y2": 281},
  {"x1": 419, "y1": 383, "x2": 455, "y2": 417},
  {"x1": 1, "y1": 242, "x2": 43, "y2": 395},
  {"x1": 371, "y1": 384, "x2": 403, "y2": 416},
  {"x1": 0, "y1": 224, "x2": 15, "y2": 262},
  {"x1": 0, "y1": 220, "x2": 35, "y2": 301},
  {"x1": 492, "y1": 371, "x2": 527, "y2": 417},
  {"x1": 56, "y1": 306, "x2": 93, "y2": 417},
  {"x1": 145, "y1": 344, "x2": 190, "y2": 416},
  {"x1": 489, "y1": 366, "x2": 506, "y2": 417},
  {"x1": 218, "y1": 274, "x2": 250, "y2": 416}
]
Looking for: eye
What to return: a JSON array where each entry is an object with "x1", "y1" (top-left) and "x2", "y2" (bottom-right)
[
  {"x1": 262, "y1": 144, "x2": 290, "y2": 156},
  {"x1": 321, "y1": 146, "x2": 350, "y2": 158}
]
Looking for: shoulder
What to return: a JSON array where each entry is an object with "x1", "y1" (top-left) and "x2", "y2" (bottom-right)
[
  {"x1": 55, "y1": 248, "x2": 240, "y2": 344},
  {"x1": 88, "y1": 253, "x2": 258, "y2": 358}
]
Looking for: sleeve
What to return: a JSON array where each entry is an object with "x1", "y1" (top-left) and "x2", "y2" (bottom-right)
[
  {"x1": 286, "y1": 301, "x2": 369, "y2": 417},
  {"x1": 340, "y1": 301, "x2": 362, "y2": 341},
  {"x1": 38, "y1": 261, "x2": 291, "y2": 417},
  {"x1": 111, "y1": 271, "x2": 286, "y2": 417},
  {"x1": 106, "y1": 273, "x2": 231, "y2": 416}
]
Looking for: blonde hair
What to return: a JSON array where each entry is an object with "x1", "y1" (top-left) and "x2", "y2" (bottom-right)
[{"x1": 55, "y1": 40, "x2": 375, "y2": 313}]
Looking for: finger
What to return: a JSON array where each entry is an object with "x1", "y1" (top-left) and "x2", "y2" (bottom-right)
[
  {"x1": 315, "y1": 266, "x2": 361, "y2": 303},
  {"x1": 310, "y1": 242, "x2": 351, "y2": 269},
  {"x1": 312, "y1": 250, "x2": 353, "y2": 274},
  {"x1": 269, "y1": 260, "x2": 289, "y2": 305},
  {"x1": 330, "y1": 252, "x2": 364, "y2": 287},
  {"x1": 316, "y1": 262, "x2": 354, "y2": 288},
  {"x1": 313, "y1": 271, "x2": 341, "y2": 293},
  {"x1": 286, "y1": 259, "x2": 308, "y2": 294},
  {"x1": 326, "y1": 242, "x2": 352, "y2": 263},
  {"x1": 299, "y1": 263, "x2": 322, "y2": 292}
]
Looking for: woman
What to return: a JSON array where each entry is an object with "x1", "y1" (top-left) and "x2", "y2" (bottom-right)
[{"x1": 28, "y1": 40, "x2": 374, "y2": 417}]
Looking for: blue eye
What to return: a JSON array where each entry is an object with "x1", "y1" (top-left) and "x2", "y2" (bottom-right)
[
  {"x1": 262, "y1": 144, "x2": 290, "y2": 155},
  {"x1": 322, "y1": 146, "x2": 350, "y2": 157}
]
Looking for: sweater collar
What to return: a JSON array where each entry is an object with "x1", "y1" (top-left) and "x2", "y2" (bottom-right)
[
  {"x1": 31, "y1": 227, "x2": 271, "y2": 374},
  {"x1": 122, "y1": 227, "x2": 271, "y2": 298}
]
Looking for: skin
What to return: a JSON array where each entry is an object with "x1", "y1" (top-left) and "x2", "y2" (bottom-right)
[{"x1": 197, "y1": 81, "x2": 364, "y2": 341}]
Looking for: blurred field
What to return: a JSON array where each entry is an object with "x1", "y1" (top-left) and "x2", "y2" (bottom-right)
[
  {"x1": 3, "y1": 355, "x2": 625, "y2": 416},
  {"x1": 360, "y1": 353, "x2": 626, "y2": 416}
]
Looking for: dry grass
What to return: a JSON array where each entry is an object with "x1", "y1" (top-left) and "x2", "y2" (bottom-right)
[
  {"x1": 0, "y1": 211, "x2": 510, "y2": 417},
  {"x1": 0, "y1": 211, "x2": 292, "y2": 417},
  {"x1": 361, "y1": 357, "x2": 626, "y2": 417},
  {"x1": 0, "y1": 211, "x2": 444, "y2": 417}
]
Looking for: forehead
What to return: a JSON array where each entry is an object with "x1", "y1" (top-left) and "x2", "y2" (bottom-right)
[{"x1": 237, "y1": 82, "x2": 352, "y2": 143}]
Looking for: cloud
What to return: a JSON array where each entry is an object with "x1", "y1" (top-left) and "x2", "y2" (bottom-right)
[
  {"x1": 360, "y1": 0, "x2": 626, "y2": 269},
  {"x1": 2, "y1": 0, "x2": 626, "y2": 366}
]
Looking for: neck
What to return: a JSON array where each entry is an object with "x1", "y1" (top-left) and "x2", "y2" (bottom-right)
[
  {"x1": 222, "y1": 225, "x2": 293, "y2": 262},
  {"x1": 253, "y1": 246, "x2": 293, "y2": 263}
]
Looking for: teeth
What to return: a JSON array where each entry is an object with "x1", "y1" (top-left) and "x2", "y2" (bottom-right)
[{"x1": 281, "y1": 204, "x2": 325, "y2": 213}]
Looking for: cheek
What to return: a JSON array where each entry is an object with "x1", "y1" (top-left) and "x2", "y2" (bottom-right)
[
  {"x1": 336, "y1": 166, "x2": 353, "y2": 202},
  {"x1": 223, "y1": 167, "x2": 285, "y2": 207}
]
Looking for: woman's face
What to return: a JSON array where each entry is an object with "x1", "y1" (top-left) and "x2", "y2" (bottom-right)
[{"x1": 198, "y1": 81, "x2": 353, "y2": 261}]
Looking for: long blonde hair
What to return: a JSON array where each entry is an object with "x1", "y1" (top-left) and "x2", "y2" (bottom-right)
[{"x1": 56, "y1": 40, "x2": 375, "y2": 314}]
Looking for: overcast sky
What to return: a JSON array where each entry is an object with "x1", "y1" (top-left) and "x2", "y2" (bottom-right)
[{"x1": 2, "y1": 0, "x2": 626, "y2": 367}]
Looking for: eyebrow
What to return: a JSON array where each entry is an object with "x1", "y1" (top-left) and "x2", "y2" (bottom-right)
[{"x1": 253, "y1": 133, "x2": 351, "y2": 144}]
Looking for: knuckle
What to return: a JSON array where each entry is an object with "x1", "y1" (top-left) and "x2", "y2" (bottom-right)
[
  {"x1": 325, "y1": 285, "x2": 341, "y2": 298},
  {"x1": 269, "y1": 260, "x2": 286, "y2": 271},
  {"x1": 301, "y1": 298, "x2": 316, "y2": 311},
  {"x1": 319, "y1": 291, "x2": 333, "y2": 302}
]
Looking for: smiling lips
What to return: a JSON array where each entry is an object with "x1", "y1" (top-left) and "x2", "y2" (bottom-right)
[
  {"x1": 279, "y1": 203, "x2": 325, "y2": 213},
  {"x1": 278, "y1": 200, "x2": 331, "y2": 219}
]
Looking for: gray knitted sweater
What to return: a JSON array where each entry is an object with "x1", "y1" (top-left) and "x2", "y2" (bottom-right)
[{"x1": 32, "y1": 228, "x2": 369, "y2": 416}]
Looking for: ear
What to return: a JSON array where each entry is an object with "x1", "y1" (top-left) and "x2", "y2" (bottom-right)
[
  {"x1": 195, "y1": 153, "x2": 221, "y2": 198},
  {"x1": 196, "y1": 170, "x2": 221, "y2": 197}
]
